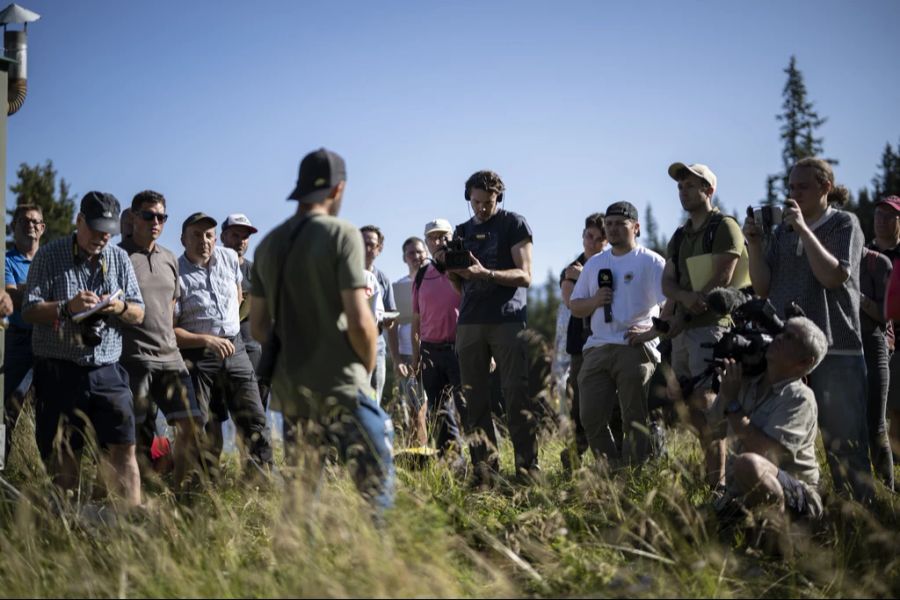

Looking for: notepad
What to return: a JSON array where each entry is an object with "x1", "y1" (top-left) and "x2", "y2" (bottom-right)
[
  {"x1": 72, "y1": 289, "x2": 123, "y2": 323},
  {"x1": 685, "y1": 255, "x2": 750, "y2": 292}
]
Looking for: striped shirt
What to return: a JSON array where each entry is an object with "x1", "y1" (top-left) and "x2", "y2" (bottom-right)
[
  {"x1": 24, "y1": 235, "x2": 144, "y2": 366},
  {"x1": 175, "y1": 246, "x2": 242, "y2": 338},
  {"x1": 765, "y1": 208, "x2": 863, "y2": 354}
]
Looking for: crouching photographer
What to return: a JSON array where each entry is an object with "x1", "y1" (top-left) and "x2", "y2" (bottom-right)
[{"x1": 707, "y1": 316, "x2": 828, "y2": 520}]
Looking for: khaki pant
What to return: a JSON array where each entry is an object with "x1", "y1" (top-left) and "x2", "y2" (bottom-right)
[{"x1": 578, "y1": 344, "x2": 655, "y2": 465}]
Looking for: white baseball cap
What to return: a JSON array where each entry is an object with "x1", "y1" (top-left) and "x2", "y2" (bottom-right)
[
  {"x1": 668, "y1": 162, "x2": 717, "y2": 191},
  {"x1": 221, "y1": 213, "x2": 258, "y2": 234},
  {"x1": 424, "y1": 218, "x2": 453, "y2": 236}
]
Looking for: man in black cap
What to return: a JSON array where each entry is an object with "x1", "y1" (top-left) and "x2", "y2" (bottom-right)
[
  {"x1": 569, "y1": 201, "x2": 666, "y2": 466},
  {"x1": 249, "y1": 148, "x2": 395, "y2": 513},
  {"x1": 22, "y1": 191, "x2": 146, "y2": 507},
  {"x1": 174, "y1": 212, "x2": 273, "y2": 480}
]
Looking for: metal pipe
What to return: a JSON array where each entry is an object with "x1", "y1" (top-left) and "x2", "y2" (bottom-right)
[{"x1": 5, "y1": 29, "x2": 26, "y2": 115}]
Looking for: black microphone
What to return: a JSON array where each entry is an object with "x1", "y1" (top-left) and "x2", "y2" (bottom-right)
[
  {"x1": 598, "y1": 268, "x2": 613, "y2": 323},
  {"x1": 706, "y1": 287, "x2": 749, "y2": 316}
]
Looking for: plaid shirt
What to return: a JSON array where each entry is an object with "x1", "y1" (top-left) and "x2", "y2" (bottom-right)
[
  {"x1": 24, "y1": 235, "x2": 144, "y2": 366},
  {"x1": 175, "y1": 246, "x2": 242, "y2": 338}
]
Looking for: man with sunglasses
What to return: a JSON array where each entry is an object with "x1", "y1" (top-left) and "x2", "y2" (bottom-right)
[
  {"x1": 3, "y1": 204, "x2": 45, "y2": 465},
  {"x1": 119, "y1": 191, "x2": 203, "y2": 490}
]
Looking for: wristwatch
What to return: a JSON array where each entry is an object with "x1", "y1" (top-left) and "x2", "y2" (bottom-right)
[{"x1": 118, "y1": 300, "x2": 129, "y2": 316}]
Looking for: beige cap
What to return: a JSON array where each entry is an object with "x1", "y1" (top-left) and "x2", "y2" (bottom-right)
[
  {"x1": 424, "y1": 218, "x2": 453, "y2": 236},
  {"x1": 668, "y1": 162, "x2": 717, "y2": 191}
]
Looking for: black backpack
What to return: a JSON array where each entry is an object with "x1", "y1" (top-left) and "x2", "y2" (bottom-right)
[{"x1": 669, "y1": 212, "x2": 735, "y2": 283}]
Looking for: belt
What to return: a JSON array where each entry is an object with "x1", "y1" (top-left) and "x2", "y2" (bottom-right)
[{"x1": 421, "y1": 340, "x2": 456, "y2": 350}]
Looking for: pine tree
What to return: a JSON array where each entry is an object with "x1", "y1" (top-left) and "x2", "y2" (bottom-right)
[
  {"x1": 855, "y1": 187, "x2": 874, "y2": 242},
  {"x1": 872, "y1": 141, "x2": 900, "y2": 200},
  {"x1": 765, "y1": 56, "x2": 836, "y2": 203},
  {"x1": 526, "y1": 270, "x2": 560, "y2": 343},
  {"x1": 643, "y1": 204, "x2": 668, "y2": 256},
  {"x1": 8, "y1": 160, "x2": 76, "y2": 243}
]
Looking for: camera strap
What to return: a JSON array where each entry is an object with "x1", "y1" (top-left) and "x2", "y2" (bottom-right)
[{"x1": 271, "y1": 215, "x2": 315, "y2": 332}]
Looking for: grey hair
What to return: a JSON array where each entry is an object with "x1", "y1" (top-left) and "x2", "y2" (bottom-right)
[{"x1": 787, "y1": 317, "x2": 828, "y2": 373}]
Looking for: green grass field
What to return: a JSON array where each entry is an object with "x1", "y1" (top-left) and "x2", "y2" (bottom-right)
[{"x1": 1, "y1": 407, "x2": 898, "y2": 598}]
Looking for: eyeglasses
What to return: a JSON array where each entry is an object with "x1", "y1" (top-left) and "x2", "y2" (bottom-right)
[
  {"x1": 139, "y1": 210, "x2": 169, "y2": 223},
  {"x1": 18, "y1": 218, "x2": 43, "y2": 227}
]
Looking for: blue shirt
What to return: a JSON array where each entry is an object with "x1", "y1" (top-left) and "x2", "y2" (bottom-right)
[
  {"x1": 175, "y1": 246, "x2": 242, "y2": 338},
  {"x1": 24, "y1": 235, "x2": 144, "y2": 366},
  {"x1": 5, "y1": 246, "x2": 33, "y2": 330}
]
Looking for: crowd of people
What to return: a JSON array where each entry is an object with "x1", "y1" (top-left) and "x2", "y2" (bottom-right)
[{"x1": 1, "y1": 148, "x2": 898, "y2": 524}]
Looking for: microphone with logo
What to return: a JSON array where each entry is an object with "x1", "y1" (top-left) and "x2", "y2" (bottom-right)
[{"x1": 598, "y1": 268, "x2": 613, "y2": 323}]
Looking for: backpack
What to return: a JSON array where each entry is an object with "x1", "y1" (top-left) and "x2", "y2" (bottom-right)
[{"x1": 669, "y1": 212, "x2": 735, "y2": 285}]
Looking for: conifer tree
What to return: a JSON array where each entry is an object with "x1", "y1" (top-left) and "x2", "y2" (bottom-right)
[{"x1": 7, "y1": 160, "x2": 76, "y2": 243}]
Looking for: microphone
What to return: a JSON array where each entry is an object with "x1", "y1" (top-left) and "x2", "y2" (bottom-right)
[
  {"x1": 706, "y1": 287, "x2": 749, "y2": 316},
  {"x1": 598, "y1": 268, "x2": 613, "y2": 323}
]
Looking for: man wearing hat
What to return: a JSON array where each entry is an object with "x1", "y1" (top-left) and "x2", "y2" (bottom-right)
[
  {"x1": 660, "y1": 162, "x2": 745, "y2": 490},
  {"x1": 249, "y1": 148, "x2": 394, "y2": 513},
  {"x1": 174, "y1": 212, "x2": 273, "y2": 479},
  {"x1": 569, "y1": 201, "x2": 666, "y2": 466},
  {"x1": 220, "y1": 213, "x2": 269, "y2": 407},
  {"x1": 22, "y1": 191, "x2": 145, "y2": 507},
  {"x1": 409, "y1": 219, "x2": 466, "y2": 458}
]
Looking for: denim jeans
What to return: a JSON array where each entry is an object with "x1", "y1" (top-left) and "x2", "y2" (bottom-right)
[
  {"x1": 862, "y1": 331, "x2": 895, "y2": 490},
  {"x1": 807, "y1": 354, "x2": 874, "y2": 502},
  {"x1": 283, "y1": 391, "x2": 395, "y2": 513},
  {"x1": 370, "y1": 350, "x2": 387, "y2": 406}
]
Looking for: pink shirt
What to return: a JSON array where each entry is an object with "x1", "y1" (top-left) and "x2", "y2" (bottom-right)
[{"x1": 412, "y1": 263, "x2": 460, "y2": 343}]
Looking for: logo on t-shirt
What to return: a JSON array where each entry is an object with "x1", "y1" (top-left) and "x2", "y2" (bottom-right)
[{"x1": 624, "y1": 272, "x2": 635, "y2": 284}]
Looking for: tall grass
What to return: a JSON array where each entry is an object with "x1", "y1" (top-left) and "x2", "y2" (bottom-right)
[{"x1": 1, "y1": 405, "x2": 898, "y2": 598}]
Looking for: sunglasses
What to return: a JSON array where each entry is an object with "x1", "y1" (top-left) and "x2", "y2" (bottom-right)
[{"x1": 139, "y1": 210, "x2": 169, "y2": 223}]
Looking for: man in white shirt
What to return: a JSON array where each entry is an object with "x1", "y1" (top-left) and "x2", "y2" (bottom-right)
[{"x1": 570, "y1": 201, "x2": 666, "y2": 466}]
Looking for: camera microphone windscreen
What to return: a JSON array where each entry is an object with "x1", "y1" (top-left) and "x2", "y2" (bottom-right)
[{"x1": 707, "y1": 287, "x2": 748, "y2": 316}]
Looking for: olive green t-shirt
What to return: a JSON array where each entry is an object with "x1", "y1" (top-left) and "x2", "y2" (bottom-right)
[
  {"x1": 666, "y1": 210, "x2": 745, "y2": 329},
  {"x1": 251, "y1": 213, "x2": 371, "y2": 418}
]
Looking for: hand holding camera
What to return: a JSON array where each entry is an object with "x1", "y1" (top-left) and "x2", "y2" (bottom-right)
[{"x1": 782, "y1": 199, "x2": 805, "y2": 232}]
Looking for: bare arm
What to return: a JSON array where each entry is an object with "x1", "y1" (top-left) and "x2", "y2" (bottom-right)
[
  {"x1": 22, "y1": 300, "x2": 61, "y2": 325},
  {"x1": 795, "y1": 227, "x2": 848, "y2": 290},
  {"x1": 744, "y1": 216, "x2": 772, "y2": 298},
  {"x1": 249, "y1": 293, "x2": 271, "y2": 343},
  {"x1": 342, "y1": 287, "x2": 379, "y2": 373},
  {"x1": 728, "y1": 414, "x2": 788, "y2": 464},
  {"x1": 448, "y1": 239, "x2": 533, "y2": 288}
]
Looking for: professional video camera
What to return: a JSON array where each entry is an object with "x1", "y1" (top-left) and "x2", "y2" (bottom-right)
[
  {"x1": 654, "y1": 287, "x2": 804, "y2": 396},
  {"x1": 443, "y1": 237, "x2": 472, "y2": 270}
]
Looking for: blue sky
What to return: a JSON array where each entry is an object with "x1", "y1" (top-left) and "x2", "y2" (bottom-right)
[{"x1": 6, "y1": 0, "x2": 900, "y2": 283}]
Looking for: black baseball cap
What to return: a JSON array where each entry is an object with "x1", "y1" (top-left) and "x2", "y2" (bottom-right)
[
  {"x1": 80, "y1": 191, "x2": 121, "y2": 235},
  {"x1": 182, "y1": 212, "x2": 217, "y2": 235},
  {"x1": 287, "y1": 148, "x2": 347, "y2": 203},
  {"x1": 605, "y1": 201, "x2": 639, "y2": 221}
]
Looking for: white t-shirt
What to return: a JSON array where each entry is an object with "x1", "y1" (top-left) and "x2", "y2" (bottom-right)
[
  {"x1": 571, "y1": 245, "x2": 666, "y2": 355},
  {"x1": 364, "y1": 269, "x2": 385, "y2": 325}
]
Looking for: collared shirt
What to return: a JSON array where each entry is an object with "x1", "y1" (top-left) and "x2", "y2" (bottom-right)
[
  {"x1": 24, "y1": 235, "x2": 144, "y2": 366},
  {"x1": 119, "y1": 237, "x2": 184, "y2": 367},
  {"x1": 176, "y1": 246, "x2": 242, "y2": 338},
  {"x1": 5, "y1": 246, "x2": 33, "y2": 330},
  {"x1": 412, "y1": 263, "x2": 460, "y2": 344},
  {"x1": 708, "y1": 374, "x2": 820, "y2": 487}
]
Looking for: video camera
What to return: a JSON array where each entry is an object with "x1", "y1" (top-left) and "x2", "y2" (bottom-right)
[
  {"x1": 443, "y1": 237, "x2": 473, "y2": 270},
  {"x1": 655, "y1": 287, "x2": 804, "y2": 396}
]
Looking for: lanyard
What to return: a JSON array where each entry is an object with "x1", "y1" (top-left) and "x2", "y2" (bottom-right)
[{"x1": 72, "y1": 235, "x2": 109, "y2": 294}]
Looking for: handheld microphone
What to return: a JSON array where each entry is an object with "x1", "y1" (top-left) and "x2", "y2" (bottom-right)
[{"x1": 598, "y1": 268, "x2": 613, "y2": 323}]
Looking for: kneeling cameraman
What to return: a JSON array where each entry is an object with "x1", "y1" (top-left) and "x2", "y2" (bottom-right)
[{"x1": 709, "y1": 316, "x2": 827, "y2": 520}]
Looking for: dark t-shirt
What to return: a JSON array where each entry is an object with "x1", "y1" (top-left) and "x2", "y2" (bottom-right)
[
  {"x1": 454, "y1": 209, "x2": 532, "y2": 325},
  {"x1": 560, "y1": 253, "x2": 588, "y2": 355}
]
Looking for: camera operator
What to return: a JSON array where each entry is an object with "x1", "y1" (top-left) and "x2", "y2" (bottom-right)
[
  {"x1": 411, "y1": 219, "x2": 466, "y2": 459},
  {"x1": 3, "y1": 204, "x2": 45, "y2": 464},
  {"x1": 558, "y1": 212, "x2": 608, "y2": 472},
  {"x1": 709, "y1": 317, "x2": 827, "y2": 520},
  {"x1": 23, "y1": 191, "x2": 145, "y2": 507},
  {"x1": 448, "y1": 170, "x2": 539, "y2": 486},
  {"x1": 569, "y1": 202, "x2": 666, "y2": 466},
  {"x1": 661, "y1": 162, "x2": 745, "y2": 490},
  {"x1": 745, "y1": 157, "x2": 873, "y2": 502}
]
